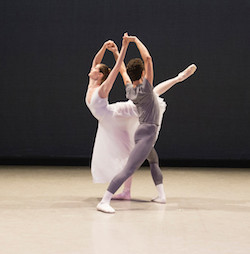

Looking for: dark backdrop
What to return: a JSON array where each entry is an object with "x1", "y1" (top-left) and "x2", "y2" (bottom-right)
[{"x1": 1, "y1": 0, "x2": 249, "y2": 166}]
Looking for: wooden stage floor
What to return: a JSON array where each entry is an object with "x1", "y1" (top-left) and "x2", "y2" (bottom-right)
[{"x1": 0, "y1": 166, "x2": 250, "y2": 254}]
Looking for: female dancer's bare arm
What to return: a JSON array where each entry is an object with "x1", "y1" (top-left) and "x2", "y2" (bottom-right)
[
  {"x1": 98, "y1": 33, "x2": 131, "y2": 98},
  {"x1": 108, "y1": 42, "x2": 132, "y2": 86},
  {"x1": 91, "y1": 40, "x2": 114, "y2": 68}
]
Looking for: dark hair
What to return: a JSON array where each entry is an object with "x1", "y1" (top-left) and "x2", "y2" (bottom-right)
[
  {"x1": 99, "y1": 63, "x2": 111, "y2": 83},
  {"x1": 126, "y1": 58, "x2": 144, "y2": 82}
]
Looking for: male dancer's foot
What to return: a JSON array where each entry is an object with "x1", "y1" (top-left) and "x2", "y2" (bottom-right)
[
  {"x1": 177, "y1": 64, "x2": 197, "y2": 82},
  {"x1": 97, "y1": 190, "x2": 115, "y2": 213},
  {"x1": 151, "y1": 196, "x2": 166, "y2": 204},
  {"x1": 97, "y1": 202, "x2": 115, "y2": 213},
  {"x1": 151, "y1": 184, "x2": 166, "y2": 204},
  {"x1": 112, "y1": 190, "x2": 131, "y2": 200}
]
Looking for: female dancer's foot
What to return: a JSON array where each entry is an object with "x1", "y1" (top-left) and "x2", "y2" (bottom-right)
[
  {"x1": 112, "y1": 190, "x2": 131, "y2": 200},
  {"x1": 177, "y1": 64, "x2": 197, "y2": 82}
]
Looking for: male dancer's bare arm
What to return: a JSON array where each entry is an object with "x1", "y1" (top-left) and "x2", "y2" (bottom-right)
[{"x1": 129, "y1": 36, "x2": 154, "y2": 85}]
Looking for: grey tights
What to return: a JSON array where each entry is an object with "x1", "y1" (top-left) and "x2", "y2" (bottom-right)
[{"x1": 107, "y1": 124, "x2": 163, "y2": 194}]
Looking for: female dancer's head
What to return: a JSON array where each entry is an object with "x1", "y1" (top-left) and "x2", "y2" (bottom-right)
[
  {"x1": 127, "y1": 58, "x2": 144, "y2": 82},
  {"x1": 88, "y1": 63, "x2": 111, "y2": 84},
  {"x1": 99, "y1": 63, "x2": 111, "y2": 83}
]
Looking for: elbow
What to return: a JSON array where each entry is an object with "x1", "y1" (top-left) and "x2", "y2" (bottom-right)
[{"x1": 145, "y1": 55, "x2": 152, "y2": 63}]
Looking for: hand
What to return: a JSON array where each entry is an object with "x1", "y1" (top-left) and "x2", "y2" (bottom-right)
[
  {"x1": 107, "y1": 41, "x2": 118, "y2": 53},
  {"x1": 104, "y1": 40, "x2": 115, "y2": 49},
  {"x1": 123, "y1": 32, "x2": 136, "y2": 43},
  {"x1": 122, "y1": 32, "x2": 129, "y2": 47},
  {"x1": 122, "y1": 32, "x2": 135, "y2": 47}
]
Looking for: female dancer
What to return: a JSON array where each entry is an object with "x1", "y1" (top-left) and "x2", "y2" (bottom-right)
[
  {"x1": 97, "y1": 35, "x2": 196, "y2": 213},
  {"x1": 86, "y1": 38, "x2": 140, "y2": 184}
]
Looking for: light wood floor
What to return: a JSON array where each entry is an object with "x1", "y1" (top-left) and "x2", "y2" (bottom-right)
[{"x1": 0, "y1": 166, "x2": 250, "y2": 254}]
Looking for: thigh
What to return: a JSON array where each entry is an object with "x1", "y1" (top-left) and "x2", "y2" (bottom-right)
[{"x1": 124, "y1": 124, "x2": 158, "y2": 172}]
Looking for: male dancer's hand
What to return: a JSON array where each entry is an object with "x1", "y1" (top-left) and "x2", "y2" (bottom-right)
[
  {"x1": 122, "y1": 32, "x2": 130, "y2": 47},
  {"x1": 123, "y1": 33, "x2": 137, "y2": 43}
]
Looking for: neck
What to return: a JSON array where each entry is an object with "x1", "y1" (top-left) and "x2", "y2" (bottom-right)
[
  {"x1": 132, "y1": 77, "x2": 143, "y2": 87},
  {"x1": 88, "y1": 78, "x2": 101, "y2": 88}
]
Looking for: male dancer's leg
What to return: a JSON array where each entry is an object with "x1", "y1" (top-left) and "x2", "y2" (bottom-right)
[
  {"x1": 97, "y1": 124, "x2": 158, "y2": 213},
  {"x1": 147, "y1": 147, "x2": 166, "y2": 203},
  {"x1": 112, "y1": 147, "x2": 163, "y2": 200},
  {"x1": 147, "y1": 147, "x2": 163, "y2": 185},
  {"x1": 107, "y1": 124, "x2": 158, "y2": 194}
]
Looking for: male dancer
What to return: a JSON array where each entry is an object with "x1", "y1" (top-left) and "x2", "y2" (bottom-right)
[{"x1": 97, "y1": 34, "x2": 197, "y2": 213}]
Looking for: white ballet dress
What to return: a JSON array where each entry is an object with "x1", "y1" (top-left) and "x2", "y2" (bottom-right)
[{"x1": 86, "y1": 88, "x2": 166, "y2": 183}]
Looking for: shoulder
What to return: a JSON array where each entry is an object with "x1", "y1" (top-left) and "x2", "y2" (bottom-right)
[
  {"x1": 125, "y1": 83, "x2": 133, "y2": 91},
  {"x1": 143, "y1": 78, "x2": 152, "y2": 86},
  {"x1": 142, "y1": 78, "x2": 153, "y2": 91}
]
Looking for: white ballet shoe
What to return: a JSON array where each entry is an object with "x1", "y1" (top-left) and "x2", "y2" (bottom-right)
[
  {"x1": 151, "y1": 196, "x2": 166, "y2": 204},
  {"x1": 178, "y1": 64, "x2": 197, "y2": 82},
  {"x1": 96, "y1": 203, "x2": 115, "y2": 213}
]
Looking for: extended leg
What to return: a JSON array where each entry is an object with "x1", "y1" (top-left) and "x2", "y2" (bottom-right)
[{"x1": 153, "y1": 64, "x2": 197, "y2": 96}]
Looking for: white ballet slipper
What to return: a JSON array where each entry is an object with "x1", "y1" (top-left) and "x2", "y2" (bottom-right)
[
  {"x1": 178, "y1": 64, "x2": 197, "y2": 82},
  {"x1": 96, "y1": 203, "x2": 115, "y2": 213},
  {"x1": 151, "y1": 196, "x2": 166, "y2": 204}
]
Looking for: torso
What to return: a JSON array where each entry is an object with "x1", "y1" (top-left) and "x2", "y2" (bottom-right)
[
  {"x1": 86, "y1": 78, "x2": 100, "y2": 104},
  {"x1": 126, "y1": 78, "x2": 160, "y2": 125}
]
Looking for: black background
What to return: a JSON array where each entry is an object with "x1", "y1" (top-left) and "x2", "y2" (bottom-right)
[{"x1": 1, "y1": 0, "x2": 250, "y2": 166}]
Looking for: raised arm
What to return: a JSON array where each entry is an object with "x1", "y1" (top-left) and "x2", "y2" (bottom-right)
[
  {"x1": 128, "y1": 36, "x2": 153, "y2": 85},
  {"x1": 153, "y1": 64, "x2": 197, "y2": 96},
  {"x1": 98, "y1": 34, "x2": 131, "y2": 98},
  {"x1": 107, "y1": 42, "x2": 132, "y2": 86},
  {"x1": 91, "y1": 40, "x2": 114, "y2": 68}
]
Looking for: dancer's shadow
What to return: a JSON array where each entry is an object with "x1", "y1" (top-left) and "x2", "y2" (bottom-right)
[
  {"x1": 92, "y1": 196, "x2": 250, "y2": 213},
  {"x1": 1, "y1": 196, "x2": 250, "y2": 213}
]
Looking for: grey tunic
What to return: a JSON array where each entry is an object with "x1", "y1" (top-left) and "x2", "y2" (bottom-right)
[{"x1": 126, "y1": 78, "x2": 160, "y2": 126}]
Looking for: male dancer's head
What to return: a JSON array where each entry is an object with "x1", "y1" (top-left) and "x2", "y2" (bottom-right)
[{"x1": 126, "y1": 58, "x2": 145, "y2": 82}]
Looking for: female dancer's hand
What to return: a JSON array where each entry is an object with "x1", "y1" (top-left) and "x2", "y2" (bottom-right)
[
  {"x1": 107, "y1": 41, "x2": 118, "y2": 53},
  {"x1": 104, "y1": 40, "x2": 115, "y2": 49}
]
